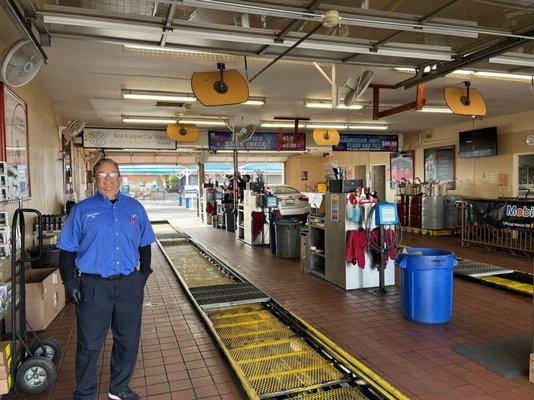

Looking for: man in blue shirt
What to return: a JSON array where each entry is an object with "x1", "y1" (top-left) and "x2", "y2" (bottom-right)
[{"x1": 58, "y1": 158, "x2": 156, "y2": 400}]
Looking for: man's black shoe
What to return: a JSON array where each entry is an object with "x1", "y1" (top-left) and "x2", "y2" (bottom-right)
[{"x1": 108, "y1": 389, "x2": 139, "y2": 400}]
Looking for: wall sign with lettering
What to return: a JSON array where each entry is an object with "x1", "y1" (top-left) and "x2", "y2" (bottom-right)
[
  {"x1": 332, "y1": 134, "x2": 398, "y2": 152},
  {"x1": 83, "y1": 128, "x2": 177, "y2": 150}
]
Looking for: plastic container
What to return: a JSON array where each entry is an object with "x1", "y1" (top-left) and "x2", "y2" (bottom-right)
[
  {"x1": 396, "y1": 248, "x2": 458, "y2": 324},
  {"x1": 274, "y1": 220, "x2": 301, "y2": 259}
]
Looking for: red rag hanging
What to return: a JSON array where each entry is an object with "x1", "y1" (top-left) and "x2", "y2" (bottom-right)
[
  {"x1": 384, "y1": 229, "x2": 397, "y2": 261},
  {"x1": 345, "y1": 230, "x2": 368, "y2": 268},
  {"x1": 206, "y1": 202, "x2": 216, "y2": 216},
  {"x1": 251, "y1": 211, "x2": 266, "y2": 240}
]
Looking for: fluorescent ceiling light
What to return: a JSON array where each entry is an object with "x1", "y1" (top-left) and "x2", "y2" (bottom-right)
[
  {"x1": 306, "y1": 123, "x2": 349, "y2": 129},
  {"x1": 474, "y1": 71, "x2": 533, "y2": 82},
  {"x1": 304, "y1": 99, "x2": 363, "y2": 110},
  {"x1": 451, "y1": 70, "x2": 474, "y2": 75},
  {"x1": 348, "y1": 125, "x2": 388, "y2": 130},
  {"x1": 260, "y1": 121, "x2": 295, "y2": 128},
  {"x1": 178, "y1": 118, "x2": 227, "y2": 126},
  {"x1": 122, "y1": 90, "x2": 196, "y2": 102},
  {"x1": 337, "y1": 103, "x2": 364, "y2": 110},
  {"x1": 243, "y1": 97, "x2": 266, "y2": 106},
  {"x1": 489, "y1": 53, "x2": 534, "y2": 68},
  {"x1": 417, "y1": 106, "x2": 453, "y2": 114},
  {"x1": 124, "y1": 44, "x2": 214, "y2": 55},
  {"x1": 122, "y1": 116, "x2": 177, "y2": 124}
]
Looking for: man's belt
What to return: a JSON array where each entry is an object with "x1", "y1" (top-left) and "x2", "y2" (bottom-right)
[{"x1": 81, "y1": 272, "x2": 131, "y2": 281}]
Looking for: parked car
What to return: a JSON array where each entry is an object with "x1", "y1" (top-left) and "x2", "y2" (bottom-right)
[{"x1": 265, "y1": 185, "x2": 310, "y2": 222}]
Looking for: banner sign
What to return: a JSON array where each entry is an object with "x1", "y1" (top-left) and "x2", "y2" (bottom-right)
[
  {"x1": 469, "y1": 200, "x2": 534, "y2": 231},
  {"x1": 208, "y1": 131, "x2": 306, "y2": 151},
  {"x1": 332, "y1": 134, "x2": 398, "y2": 152},
  {"x1": 184, "y1": 185, "x2": 198, "y2": 198},
  {"x1": 83, "y1": 128, "x2": 176, "y2": 150}
]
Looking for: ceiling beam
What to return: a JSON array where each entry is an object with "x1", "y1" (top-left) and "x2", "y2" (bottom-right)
[
  {"x1": 160, "y1": 4, "x2": 177, "y2": 46},
  {"x1": 343, "y1": 0, "x2": 462, "y2": 63},
  {"x1": 256, "y1": 0, "x2": 323, "y2": 56},
  {"x1": 396, "y1": 28, "x2": 534, "y2": 89},
  {"x1": 41, "y1": 11, "x2": 454, "y2": 61},
  {"x1": 0, "y1": 0, "x2": 48, "y2": 61},
  {"x1": 169, "y1": 0, "x2": 534, "y2": 40}
]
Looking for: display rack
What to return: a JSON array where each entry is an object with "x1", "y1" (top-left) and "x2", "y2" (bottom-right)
[
  {"x1": 307, "y1": 215, "x2": 325, "y2": 278},
  {"x1": 236, "y1": 204, "x2": 245, "y2": 240},
  {"x1": 312, "y1": 194, "x2": 395, "y2": 290}
]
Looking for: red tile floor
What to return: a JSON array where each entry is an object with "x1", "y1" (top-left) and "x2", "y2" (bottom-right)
[{"x1": 5, "y1": 207, "x2": 534, "y2": 400}]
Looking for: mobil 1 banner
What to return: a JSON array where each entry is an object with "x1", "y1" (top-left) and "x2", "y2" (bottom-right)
[
  {"x1": 470, "y1": 200, "x2": 534, "y2": 230},
  {"x1": 502, "y1": 201, "x2": 534, "y2": 230}
]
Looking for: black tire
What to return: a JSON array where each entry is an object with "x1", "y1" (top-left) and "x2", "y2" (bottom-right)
[
  {"x1": 30, "y1": 338, "x2": 61, "y2": 364},
  {"x1": 16, "y1": 356, "x2": 57, "y2": 394}
]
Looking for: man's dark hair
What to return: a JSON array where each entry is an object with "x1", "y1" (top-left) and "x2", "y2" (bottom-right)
[{"x1": 92, "y1": 158, "x2": 121, "y2": 178}]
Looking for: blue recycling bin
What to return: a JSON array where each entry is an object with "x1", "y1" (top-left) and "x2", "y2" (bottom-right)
[
  {"x1": 396, "y1": 248, "x2": 458, "y2": 324},
  {"x1": 185, "y1": 198, "x2": 190, "y2": 209}
]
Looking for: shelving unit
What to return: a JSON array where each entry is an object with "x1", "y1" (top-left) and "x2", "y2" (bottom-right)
[
  {"x1": 307, "y1": 216, "x2": 325, "y2": 278},
  {"x1": 236, "y1": 204, "x2": 245, "y2": 241}
]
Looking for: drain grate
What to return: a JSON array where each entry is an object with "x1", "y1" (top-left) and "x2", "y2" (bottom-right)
[
  {"x1": 190, "y1": 282, "x2": 269, "y2": 309},
  {"x1": 294, "y1": 387, "x2": 368, "y2": 399},
  {"x1": 455, "y1": 260, "x2": 514, "y2": 277},
  {"x1": 209, "y1": 305, "x2": 347, "y2": 398}
]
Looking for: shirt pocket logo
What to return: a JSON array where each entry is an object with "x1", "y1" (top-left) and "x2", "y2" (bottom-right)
[{"x1": 85, "y1": 212, "x2": 100, "y2": 221}]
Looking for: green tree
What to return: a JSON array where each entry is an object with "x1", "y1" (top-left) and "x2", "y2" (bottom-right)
[{"x1": 168, "y1": 174, "x2": 179, "y2": 189}]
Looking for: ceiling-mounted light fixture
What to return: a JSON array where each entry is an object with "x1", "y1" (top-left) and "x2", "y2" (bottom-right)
[
  {"x1": 306, "y1": 123, "x2": 348, "y2": 129},
  {"x1": 304, "y1": 99, "x2": 363, "y2": 110},
  {"x1": 122, "y1": 90, "x2": 197, "y2": 102},
  {"x1": 489, "y1": 53, "x2": 534, "y2": 68},
  {"x1": 178, "y1": 118, "x2": 227, "y2": 126},
  {"x1": 417, "y1": 106, "x2": 453, "y2": 114},
  {"x1": 122, "y1": 116, "x2": 177, "y2": 124},
  {"x1": 243, "y1": 97, "x2": 266, "y2": 106},
  {"x1": 474, "y1": 71, "x2": 533, "y2": 82},
  {"x1": 260, "y1": 121, "x2": 295, "y2": 128},
  {"x1": 348, "y1": 124, "x2": 388, "y2": 130}
]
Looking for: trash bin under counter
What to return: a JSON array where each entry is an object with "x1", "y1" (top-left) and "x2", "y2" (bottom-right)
[{"x1": 274, "y1": 220, "x2": 301, "y2": 259}]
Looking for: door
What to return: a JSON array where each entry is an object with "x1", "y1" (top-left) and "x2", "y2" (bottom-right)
[
  {"x1": 354, "y1": 165, "x2": 366, "y2": 184},
  {"x1": 372, "y1": 165, "x2": 386, "y2": 201}
]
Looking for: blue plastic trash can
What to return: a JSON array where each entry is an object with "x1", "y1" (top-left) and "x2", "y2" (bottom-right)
[{"x1": 396, "y1": 248, "x2": 458, "y2": 324}]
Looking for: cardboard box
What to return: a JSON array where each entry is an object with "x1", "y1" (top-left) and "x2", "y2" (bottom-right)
[
  {"x1": 0, "y1": 253, "x2": 22, "y2": 283},
  {"x1": 530, "y1": 353, "x2": 534, "y2": 383},
  {"x1": 6, "y1": 268, "x2": 65, "y2": 332},
  {"x1": 0, "y1": 357, "x2": 12, "y2": 394}
]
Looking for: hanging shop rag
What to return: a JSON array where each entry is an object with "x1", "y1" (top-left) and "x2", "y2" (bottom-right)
[
  {"x1": 370, "y1": 228, "x2": 397, "y2": 264},
  {"x1": 251, "y1": 211, "x2": 266, "y2": 240},
  {"x1": 206, "y1": 201, "x2": 216, "y2": 216},
  {"x1": 345, "y1": 229, "x2": 368, "y2": 268}
]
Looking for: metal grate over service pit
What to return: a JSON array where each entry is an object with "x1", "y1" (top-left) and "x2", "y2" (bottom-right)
[
  {"x1": 190, "y1": 282, "x2": 270, "y2": 309},
  {"x1": 455, "y1": 260, "x2": 515, "y2": 277}
]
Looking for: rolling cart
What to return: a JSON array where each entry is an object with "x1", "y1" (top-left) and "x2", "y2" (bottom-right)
[{"x1": 3, "y1": 208, "x2": 61, "y2": 395}]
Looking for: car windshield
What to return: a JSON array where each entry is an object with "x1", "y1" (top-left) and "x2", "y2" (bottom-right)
[{"x1": 268, "y1": 186, "x2": 300, "y2": 194}]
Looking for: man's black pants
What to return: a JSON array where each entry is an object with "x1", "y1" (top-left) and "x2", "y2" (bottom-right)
[{"x1": 73, "y1": 270, "x2": 145, "y2": 400}]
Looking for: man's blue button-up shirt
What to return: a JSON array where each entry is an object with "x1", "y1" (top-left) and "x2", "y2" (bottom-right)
[{"x1": 57, "y1": 192, "x2": 156, "y2": 278}]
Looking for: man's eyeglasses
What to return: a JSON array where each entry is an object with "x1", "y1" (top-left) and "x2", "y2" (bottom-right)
[{"x1": 96, "y1": 172, "x2": 119, "y2": 179}]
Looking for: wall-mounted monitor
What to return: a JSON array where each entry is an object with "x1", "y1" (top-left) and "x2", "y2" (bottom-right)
[{"x1": 459, "y1": 127, "x2": 498, "y2": 158}]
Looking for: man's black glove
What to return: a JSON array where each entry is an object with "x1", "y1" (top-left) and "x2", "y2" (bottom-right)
[{"x1": 64, "y1": 279, "x2": 82, "y2": 305}]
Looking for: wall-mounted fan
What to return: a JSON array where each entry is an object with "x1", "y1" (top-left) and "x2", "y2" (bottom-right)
[
  {"x1": 62, "y1": 119, "x2": 86, "y2": 140},
  {"x1": 1, "y1": 39, "x2": 43, "y2": 87},
  {"x1": 343, "y1": 70, "x2": 373, "y2": 107},
  {"x1": 221, "y1": 118, "x2": 256, "y2": 143}
]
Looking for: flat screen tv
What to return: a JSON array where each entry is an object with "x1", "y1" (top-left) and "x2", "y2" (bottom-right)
[{"x1": 459, "y1": 127, "x2": 498, "y2": 158}]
